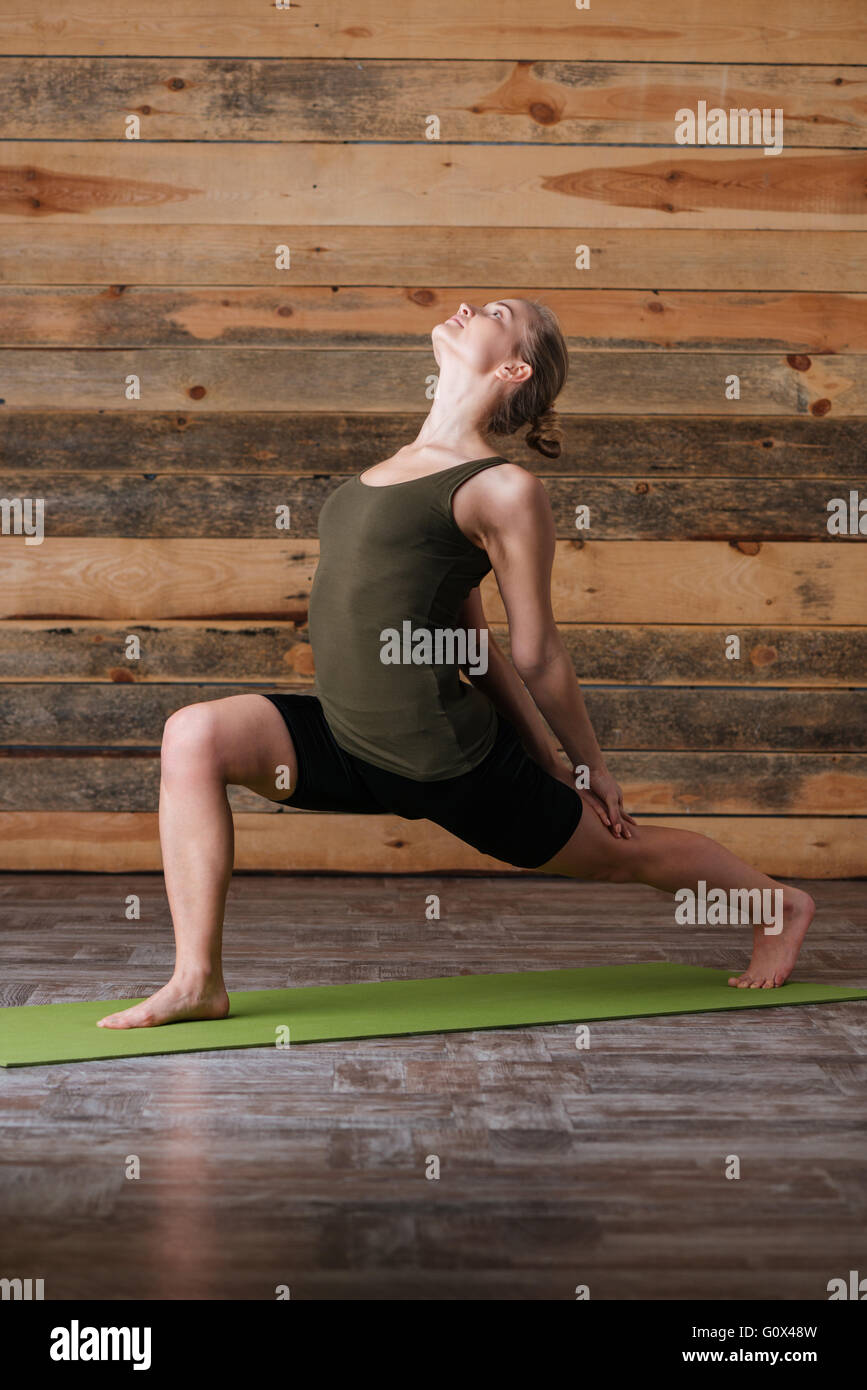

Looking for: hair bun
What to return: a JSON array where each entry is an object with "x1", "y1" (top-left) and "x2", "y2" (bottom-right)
[{"x1": 526, "y1": 405, "x2": 562, "y2": 459}]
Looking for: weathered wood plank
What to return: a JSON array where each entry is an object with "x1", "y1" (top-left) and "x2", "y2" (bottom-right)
[
  {"x1": 0, "y1": 811, "x2": 859, "y2": 877},
  {"x1": 2, "y1": 144, "x2": 865, "y2": 228},
  {"x1": 2, "y1": 227, "x2": 863, "y2": 290},
  {"x1": 3, "y1": 286, "x2": 866, "y2": 353},
  {"x1": 3, "y1": 59, "x2": 865, "y2": 146},
  {"x1": 2, "y1": 471, "x2": 862, "y2": 540},
  {"x1": 1, "y1": 349, "x2": 864, "y2": 414},
  {"x1": 1, "y1": 540, "x2": 863, "y2": 624},
  {"x1": 2, "y1": 685, "x2": 863, "y2": 751},
  {"x1": 2, "y1": 750, "x2": 863, "y2": 815},
  {"x1": 1, "y1": 1, "x2": 863, "y2": 63},
  {"x1": 2, "y1": 621, "x2": 863, "y2": 687},
  {"x1": 0, "y1": 621, "x2": 314, "y2": 683},
  {"x1": 2, "y1": 412, "x2": 862, "y2": 477}
]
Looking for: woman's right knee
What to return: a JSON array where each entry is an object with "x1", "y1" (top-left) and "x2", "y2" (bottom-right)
[{"x1": 161, "y1": 702, "x2": 224, "y2": 782}]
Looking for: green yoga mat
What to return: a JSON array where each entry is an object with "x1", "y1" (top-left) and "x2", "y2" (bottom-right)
[{"x1": 2, "y1": 963, "x2": 866, "y2": 1067}]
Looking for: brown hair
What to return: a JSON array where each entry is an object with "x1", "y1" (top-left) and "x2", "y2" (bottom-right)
[{"x1": 486, "y1": 300, "x2": 569, "y2": 459}]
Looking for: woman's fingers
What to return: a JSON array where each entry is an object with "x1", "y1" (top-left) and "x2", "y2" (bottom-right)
[
  {"x1": 586, "y1": 784, "x2": 634, "y2": 839},
  {"x1": 596, "y1": 790, "x2": 627, "y2": 838},
  {"x1": 607, "y1": 794, "x2": 625, "y2": 836},
  {"x1": 584, "y1": 792, "x2": 611, "y2": 827},
  {"x1": 607, "y1": 793, "x2": 635, "y2": 838}
]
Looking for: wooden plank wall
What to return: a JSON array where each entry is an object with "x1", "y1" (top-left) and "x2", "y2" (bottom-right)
[{"x1": 0, "y1": 3, "x2": 865, "y2": 876}]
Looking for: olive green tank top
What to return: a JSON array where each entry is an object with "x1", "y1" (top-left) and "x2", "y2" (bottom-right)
[{"x1": 308, "y1": 456, "x2": 508, "y2": 780}]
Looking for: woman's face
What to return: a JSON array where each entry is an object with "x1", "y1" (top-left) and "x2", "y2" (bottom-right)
[{"x1": 431, "y1": 299, "x2": 534, "y2": 383}]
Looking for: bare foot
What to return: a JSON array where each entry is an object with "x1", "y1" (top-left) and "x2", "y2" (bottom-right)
[
  {"x1": 727, "y1": 885, "x2": 815, "y2": 989},
  {"x1": 97, "y1": 975, "x2": 230, "y2": 1029}
]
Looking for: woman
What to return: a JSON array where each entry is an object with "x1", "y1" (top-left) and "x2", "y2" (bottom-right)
[{"x1": 99, "y1": 298, "x2": 814, "y2": 1030}]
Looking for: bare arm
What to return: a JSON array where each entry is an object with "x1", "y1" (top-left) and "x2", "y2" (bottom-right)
[
  {"x1": 454, "y1": 464, "x2": 635, "y2": 836},
  {"x1": 457, "y1": 587, "x2": 568, "y2": 777}
]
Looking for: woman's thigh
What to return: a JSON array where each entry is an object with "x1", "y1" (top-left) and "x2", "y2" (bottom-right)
[
  {"x1": 532, "y1": 793, "x2": 645, "y2": 881},
  {"x1": 163, "y1": 693, "x2": 299, "y2": 803}
]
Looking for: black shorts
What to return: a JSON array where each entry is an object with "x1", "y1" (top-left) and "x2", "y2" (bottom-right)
[{"x1": 260, "y1": 692, "x2": 583, "y2": 870}]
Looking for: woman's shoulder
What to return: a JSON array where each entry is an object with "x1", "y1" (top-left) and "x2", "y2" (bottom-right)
[
  {"x1": 453, "y1": 461, "x2": 550, "y2": 536},
  {"x1": 476, "y1": 460, "x2": 547, "y2": 504}
]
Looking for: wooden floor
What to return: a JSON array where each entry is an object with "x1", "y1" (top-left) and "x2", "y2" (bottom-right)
[{"x1": 1, "y1": 871, "x2": 865, "y2": 1301}]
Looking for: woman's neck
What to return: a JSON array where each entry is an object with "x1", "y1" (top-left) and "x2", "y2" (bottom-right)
[{"x1": 410, "y1": 374, "x2": 497, "y2": 458}]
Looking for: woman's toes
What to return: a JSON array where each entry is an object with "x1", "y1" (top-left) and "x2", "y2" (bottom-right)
[{"x1": 98, "y1": 1004, "x2": 151, "y2": 1029}]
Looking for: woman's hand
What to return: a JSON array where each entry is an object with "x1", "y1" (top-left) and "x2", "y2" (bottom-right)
[
  {"x1": 547, "y1": 760, "x2": 636, "y2": 839},
  {"x1": 585, "y1": 766, "x2": 638, "y2": 839}
]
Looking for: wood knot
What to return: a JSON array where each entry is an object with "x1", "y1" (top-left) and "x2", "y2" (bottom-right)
[
  {"x1": 749, "y1": 645, "x2": 778, "y2": 669},
  {"x1": 529, "y1": 102, "x2": 558, "y2": 125},
  {"x1": 787, "y1": 354, "x2": 811, "y2": 372},
  {"x1": 188, "y1": 385, "x2": 207, "y2": 400},
  {"x1": 730, "y1": 540, "x2": 761, "y2": 555},
  {"x1": 410, "y1": 288, "x2": 436, "y2": 306},
  {"x1": 284, "y1": 645, "x2": 315, "y2": 676},
  {"x1": 810, "y1": 398, "x2": 832, "y2": 416}
]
